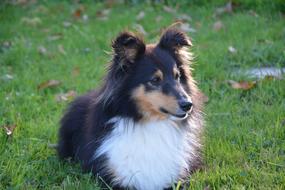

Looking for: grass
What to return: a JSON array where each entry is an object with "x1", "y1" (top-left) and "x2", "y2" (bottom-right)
[{"x1": 1, "y1": 1, "x2": 285, "y2": 189}]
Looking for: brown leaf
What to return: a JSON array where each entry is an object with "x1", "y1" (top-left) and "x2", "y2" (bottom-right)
[
  {"x1": 249, "y1": 10, "x2": 258, "y2": 17},
  {"x1": 215, "y1": 2, "x2": 232, "y2": 16},
  {"x1": 73, "y1": 5, "x2": 85, "y2": 19},
  {"x1": 21, "y1": 17, "x2": 42, "y2": 26},
  {"x1": 213, "y1": 21, "x2": 223, "y2": 31},
  {"x1": 176, "y1": 14, "x2": 192, "y2": 22},
  {"x1": 55, "y1": 90, "x2": 76, "y2": 102},
  {"x1": 136, "y1": 11, "x2": 145, "y2": 21},
  {"x1": 163, "y1": 6, "x2": 176, "y2": 14},
  {"x1": 179, "y1": 23, "x2": 196, "y2": 33},
  {"x1": 96, "y1": 9, "x2": 110, "y2": 21},
  {"x1": 133, "y1": 24, "x2": 147, "y2": 35},
  {"x1": 72, "y1": 67, "x2": 80, "y2": 77},
  {"x1": 155, "y1": 16, "x2": 162, "y2": 23},
  {"x1": 47, "y1": 33, "x2": 63, "y2": 41},
  {"x1": 37, "y1": 45, "x2": 47, "y2": 55},
  {"x1": 1, "y1": 125, "x2": 16, "y2": 136},
  {"x1": 37, "y1": 80, "x2": 61, "y2": 90},
  {"x1": 63, "y1": 21, "x2": 72, "y2": 28},
  {"x1": 58, "y1": 44, "x2": 66, "y2": 55},
  {"x1": 228, "y1": 80, "x2": 256, "y2": 90}
]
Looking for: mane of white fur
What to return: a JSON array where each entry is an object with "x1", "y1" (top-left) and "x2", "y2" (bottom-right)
[{"x1": 94, "y1": 117, "x2": 200, "y2": 190}]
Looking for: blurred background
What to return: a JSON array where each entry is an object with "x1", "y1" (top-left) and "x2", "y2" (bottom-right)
[{"x1": 0, "y1": 0, "x2": 285, "y2": 189}]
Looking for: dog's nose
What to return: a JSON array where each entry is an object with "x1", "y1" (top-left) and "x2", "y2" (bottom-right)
[{"x1": 179, "y1": 100, "x2": 193, "y2": 112}]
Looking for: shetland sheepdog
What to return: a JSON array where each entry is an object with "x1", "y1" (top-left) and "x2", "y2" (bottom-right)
[{"x1": 58, "y1": 28, "x2": 204, "y2": 190}]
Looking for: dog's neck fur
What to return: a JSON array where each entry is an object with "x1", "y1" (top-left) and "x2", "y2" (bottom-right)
[{"x1": 94, "y1": 117, "x2": 197, "y2": 190}]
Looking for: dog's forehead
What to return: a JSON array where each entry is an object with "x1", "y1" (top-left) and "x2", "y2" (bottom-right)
[{"x1": 144, "y1": 45, "x2": 176, "y2": 72}]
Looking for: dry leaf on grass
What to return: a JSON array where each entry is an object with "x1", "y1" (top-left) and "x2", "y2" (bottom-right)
[
  {"x1": 72, "y1": 67, "x2": 80, "y2": 77},
  {"x1": 213, "y1": 21, "x2": 223, "y2": 31},
  {"x1": 136, "y1": 11, "x2": 145, "y2": 21},
  {"x1": 37, "y1": 80, "x2": 61, "y2": 90},
  {"x1": 37, "y1": 45, "x2": 47, "y2": 55},
  {"x1": 215, "y1": 1, "x2": 232, "y2": 16},
  {"x1": 73, "y1": 6, "x2": 85, "y2": 19},
  {"x1": 133, "y1": 24, "x2": 147, "y2": 35},
  {"x1": 63, "y1": 21, "x2": 72, "y2": 28},
  {"x1": 179, "y1": 23, "x2": 196, "y2": 33},
  {"x1": 21, "y1": 17, "x2": 42, "y2": 26},
  {"x1": 55, "y1": 90, "x2": 76, "y2": 102},
  {"x1": 2, "y1": 74, "x2": 14, "y2": 81},
  {"x1": 155, "y1": 16, "x2": 162, "y2": 23},
  {"x1": 47, "y1": 33, "x2": 63, "y2": 41},
  {"x1": 163, "y1": 6, "x2": 176, "y2": 14},
  {"x1": 96, "y1": 9, "x2": 110, "y2": 21},
  {"x1": 228, "y1": 80, "x2": 256, "y2": 90},
  {"x1": 176, "y1": 14, "x2": 192, "y2": 22},
  {"x1": 1, "y1": 125, "x2": 16, "y2": 136},
  {"x1": 58, "y1": 44, "x2": 66, "y2": 55}
]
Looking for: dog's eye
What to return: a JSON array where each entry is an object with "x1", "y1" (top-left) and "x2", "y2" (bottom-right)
[{"x1": 149, "y1": 76, "x2": 162, "y2": 86}]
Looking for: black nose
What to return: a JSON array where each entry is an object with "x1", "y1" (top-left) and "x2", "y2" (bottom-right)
[{"x1": 179, "y1": 100, "x2": 193, "y2": 112}]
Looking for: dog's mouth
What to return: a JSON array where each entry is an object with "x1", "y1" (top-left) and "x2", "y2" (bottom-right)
[{"x1": 160, "y1": 107, "x2": 188, "y2": 120}]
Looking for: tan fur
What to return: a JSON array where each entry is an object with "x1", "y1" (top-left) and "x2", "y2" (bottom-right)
[
  {"x1": 153, "y1": 70, "x2": 163, "y2": 81},
  {"x1": 124, "y1": 48, "x2": 138, "y2": 62},
  {"x1": 132, "y1": 85, "x2": 178, "y2": 121}
]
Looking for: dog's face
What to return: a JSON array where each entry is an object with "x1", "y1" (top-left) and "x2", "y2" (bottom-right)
[{"x1": 110, "y1": 28, "x2": 194, "y2": 121}]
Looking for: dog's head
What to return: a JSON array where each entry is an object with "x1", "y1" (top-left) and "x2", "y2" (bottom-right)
[{"x1": 103, "y1": 28, "x2": 197, "y2": 121}]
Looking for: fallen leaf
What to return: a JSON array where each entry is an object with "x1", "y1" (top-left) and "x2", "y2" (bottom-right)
[
  {"x1": 176, "y1": 14, "x2": 192, "y2": 22},
  {"x1": 136, "y1": 11, "x2": 145, "y2": 21},
  {"x1": 2, "y1": 74, "x2": 14, "y2": 81},
  {"x1": 37, "y1": 80, "x2": 61, "y2": 90},
  {"x1": 21, "y1": 17, "x2": 42, "y2": 26},
  {"x1": 179, "y1": 23, "x2": 196, "y2": 33},
  {"x1": 72, "y1": 67, "x2": 80, "y2": 77},
  {"x1": 47, "y1": 33, "x2": 63, "y2": 41},
  {"x1": 195, "y1": 22, "x2": 202, "y2": 29},
  {"x1": 155, "y1": 16, "x2": 162, "y2": 23},
  {"x1": 1, "y1": 124, "x2": 16, "y2": 136},
  {"x1": 14, "y1": 0, "x2": 37, "y2": 6},
  {"x1": 228, "y1": 46, "x2": 237, "y2": 54},
  {"x1": 33, "y1": 5, "x2": 48, "y2": 14},
  {"x1": 249, "y1": 10, "x2": 258, "y2": 17},
  {"x1": 235, "y1": 67, "x2": 285, "y2": 79},
  {"x1": 133, "y1": 24, "x2": 147, "y2": 35},
  {"x1": 63, "y1": 21, "x2": 72, "y2": 28},
  {"x1": 163, "y1": 6, "x2": 176, "y2": 14},
  {"x1": 58, "y1": 44, "x2": 66, "y2": 55},
  {"x1": 73, "y1": 6, "x2": 85, "y2": 19},
  {"x1": 41, "y1": 28, "x2": 50, "y2": 33},
  {"x1": 96, "y1": 9, "x2": 110, "y2": 21},
  {"x1": 228, "y1": 80, "x2": 256, "y2": 90},
  {"x1": 215, "y1": 1, "x2": 232, "y2": 16},
  {"x1": 1, "y1": 41, "x2": 12, "y2": 49},
  {"x1": 37, "y1": 45, "x2": 47, "y2": 55},
  {"x1": 55, "y1": 90, "x2": 76, "y2": 102},
  {"x1": 213, "y1": 21, "x2": 223, "y2": 31}
]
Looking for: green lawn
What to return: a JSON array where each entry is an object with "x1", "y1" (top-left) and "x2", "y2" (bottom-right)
[{"x1": 1, "y1": 1, "x2": 285, "y2": 189}]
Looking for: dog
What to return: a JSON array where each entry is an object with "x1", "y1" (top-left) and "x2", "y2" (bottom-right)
[{"x1": 57, "y1": 28, "x2": 204, "y2": 190}]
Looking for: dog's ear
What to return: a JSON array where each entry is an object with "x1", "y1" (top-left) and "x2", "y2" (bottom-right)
[
  {"x1": 112, "y1": 32, "x2": 145, "y2": 63},
  {"x1": 158, "y1": 28, "x2": 192, "y2": 51}
]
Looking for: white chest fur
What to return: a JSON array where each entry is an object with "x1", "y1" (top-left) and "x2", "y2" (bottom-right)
[{"x1": 94, "y1": 117, "x2": 195, "y2": 190}]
